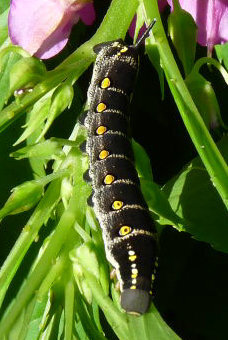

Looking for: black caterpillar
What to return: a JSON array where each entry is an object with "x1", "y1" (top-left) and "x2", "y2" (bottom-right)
[{"x1": 81, "y1": 22, "x2": 157, "y2": 315}]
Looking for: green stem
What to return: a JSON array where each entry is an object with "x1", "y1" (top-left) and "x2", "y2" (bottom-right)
[
  {"x1": 143, "y1": 0, "x2": 228, "y2": 208},
  {"x1": 192, "y1": 57, "x2": 228, "y2": 83},
  {"x1": 0, "y1": 139, "x2": 88, "y2": 335},
  {"x1": 81, "y1": 269, "x2": 128, "y2": 340},
  {"x1": 64, "y1": 277, "x2": 75, "y2": 340},
  {"x1": 37, "y1": 168, "x2": 71, "y2": 186},
  {"x1": 37, "y1": 255, "x2": 66, "y2": 301},
  {"x1": 172, "y1": 0, "x2": 181, "y2": 10},
  {"x1": 0, "y1": 180, "x2": 61, "y2": 308},
  {"x1": 0, "y1": 188, "x2": 77, "y2": 335},
  {"x1": 74, "y1": 284, "x2": 107, "y2": 340}
]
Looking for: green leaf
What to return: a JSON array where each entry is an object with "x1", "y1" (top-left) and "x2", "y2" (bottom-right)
[
  {"x1": 132, "y1": 139, "x2": 153, "y2": 181},
  {"x1": 76, "y1": 243, "x2": 101, "y2": 282},
  {"x1": 24, "y1": 294, "x2": 49, "y2": 340},
  {"x1": 8, "y1": 297, "x2": 37, "y2": 340},
  {"x1": 74, "y1": 284, "x2": 107, "y2": 340},
  {"x1": 37, "y1": 83, "x2": 74, "y2": 141},
  {"x1": 127, "y1": 303, "x2": 181, "y2": 340},
  {"x1": 11, "y1": 139, "x2": 64, "y2": 160},
  {"x1": 132, "y1": 139, "x2": 184, "y2": 228},
  {"x1": 141, "y1": 179, "x2": 184, "y2": 229},
  {"x1": 162, "y1": 136, "x2": 228, "y2": 253},
  {"x1": 133, "y1": 4, "x2": 145, "y2": 45},
  {"x1": 215, "y1": 42, "x2": 228, "y2": 70},
  {"x1": 0, "y1": 0, "x2": 10, "y2": 14},
  {"x1": 0, "y1": 180, "x2": 61, "y2": 309},
  {"x1": 14, "y1": 94, "x2": 52, "y2": 145},
  {"x1": 0, "y1": 52, "x2": 21, "y2": 110},
  {"x1": 0, "y1": 8, "x2": 9, "y2": 46}
]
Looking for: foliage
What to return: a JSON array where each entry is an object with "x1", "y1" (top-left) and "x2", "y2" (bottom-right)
[{"x1": 0, "y1": 0, "x2": 227, "y2": 339}]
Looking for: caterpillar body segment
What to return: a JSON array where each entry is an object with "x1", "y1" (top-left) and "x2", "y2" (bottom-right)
[{"x1": 82, "y1": 30, "x2": 157, "y2": 315}]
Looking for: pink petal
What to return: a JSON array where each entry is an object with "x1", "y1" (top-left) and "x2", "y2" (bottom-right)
[
  {"x1": 8, "y1": 0, "x2": 90, "y2": 59},
  {"x1": 35, "y1": 17, "x2": 78, "y2": 59},
  {"x1": 158, "y1": 0, "x2": 169, "y2": 12},
  {"x1": 78, "y1": 2, "x2": 96, "y2": 25},
  {"x1": 167, "y1": 0, "x2": 228, "y2": 50}
]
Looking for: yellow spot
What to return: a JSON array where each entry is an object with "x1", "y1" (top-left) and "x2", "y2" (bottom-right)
[
  {"x1": 131, "y1": 274, "x2": 137, "y2": 279},
  {"x1": 99, "y1": 150, "x2": 109, "y2": 160},
  {"x1": 152, "y1": 274, "x2": 155, "y2": 281},
  {"x1": 130, "y1": 285, "x2": 136, "y2": 289},
  {"x1": 112, "y1": 200, "x2": 123, "y2": 210},
  {"x1": 104, "y1": 174, "x2": 115, "y2": 185},
  {"x1": 96, "y1": 102, "x2": 106, "y2": 112},
  {"x1": 101, "y1": 78, "x2": 111, "y2": 89},
  {"x1": 119, "y1": 225, "x2": 132, "y2": 236},
  {"x1": 129, "y1": 255, "x2": 137, "y2": 262},
  {"x1": 96, "y1": 126, "x2": 107, "y2": 135},
  {"x1": 120, "y1": 46, "x2": 128, "y2": 53},
  {"x1": 149, "y1": 290, "x2": 153, "y2": 295}
]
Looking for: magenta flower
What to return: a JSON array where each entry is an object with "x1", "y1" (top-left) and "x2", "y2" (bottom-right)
[
  {"x1": 167, "y1": 0, "x2": 228, "y2": 53},
  {"x1": 8, "y1": 0, "x2": 95, "y2": 59}
]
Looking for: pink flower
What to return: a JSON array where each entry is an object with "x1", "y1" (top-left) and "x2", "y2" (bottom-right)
[
  {"x1": 8, "y1": 0, "x2": 95, "y2": 59},
  {"x1": 167, "y1": 0, "x2": 228, "y2": 53}
]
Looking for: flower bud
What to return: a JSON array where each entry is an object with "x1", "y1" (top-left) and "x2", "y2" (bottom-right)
[
  {"x1": 185, "y1": 71, "x2": 222, "y2": 129},
  {"x1": 0, "y1": 181, "x2": 43, "y2": 220},
  {"x1": 168, "y1": 4, "x2": 197, "y2": 75},
  {"x1": 51, "y1": 83, "x2": 74, "y2": 115},
  {"x1": 9, "y1": 57, "x2": 46, "y2": 97}
]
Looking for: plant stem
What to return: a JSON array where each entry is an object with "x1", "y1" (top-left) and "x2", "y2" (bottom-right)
[
  {"x1": 143, "y1": 0, "x2": 228, "y2": 208},
  {"x1": 0, "y1": 180, "x2": 61, "y2": 308},
  {"x1": 64, "y1": 277, "x2": 75, "y2": 340}
]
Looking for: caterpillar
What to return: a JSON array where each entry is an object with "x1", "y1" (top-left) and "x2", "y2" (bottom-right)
[{"x1": 81, "y1": 21, "x2": 157, "y2": 315}]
